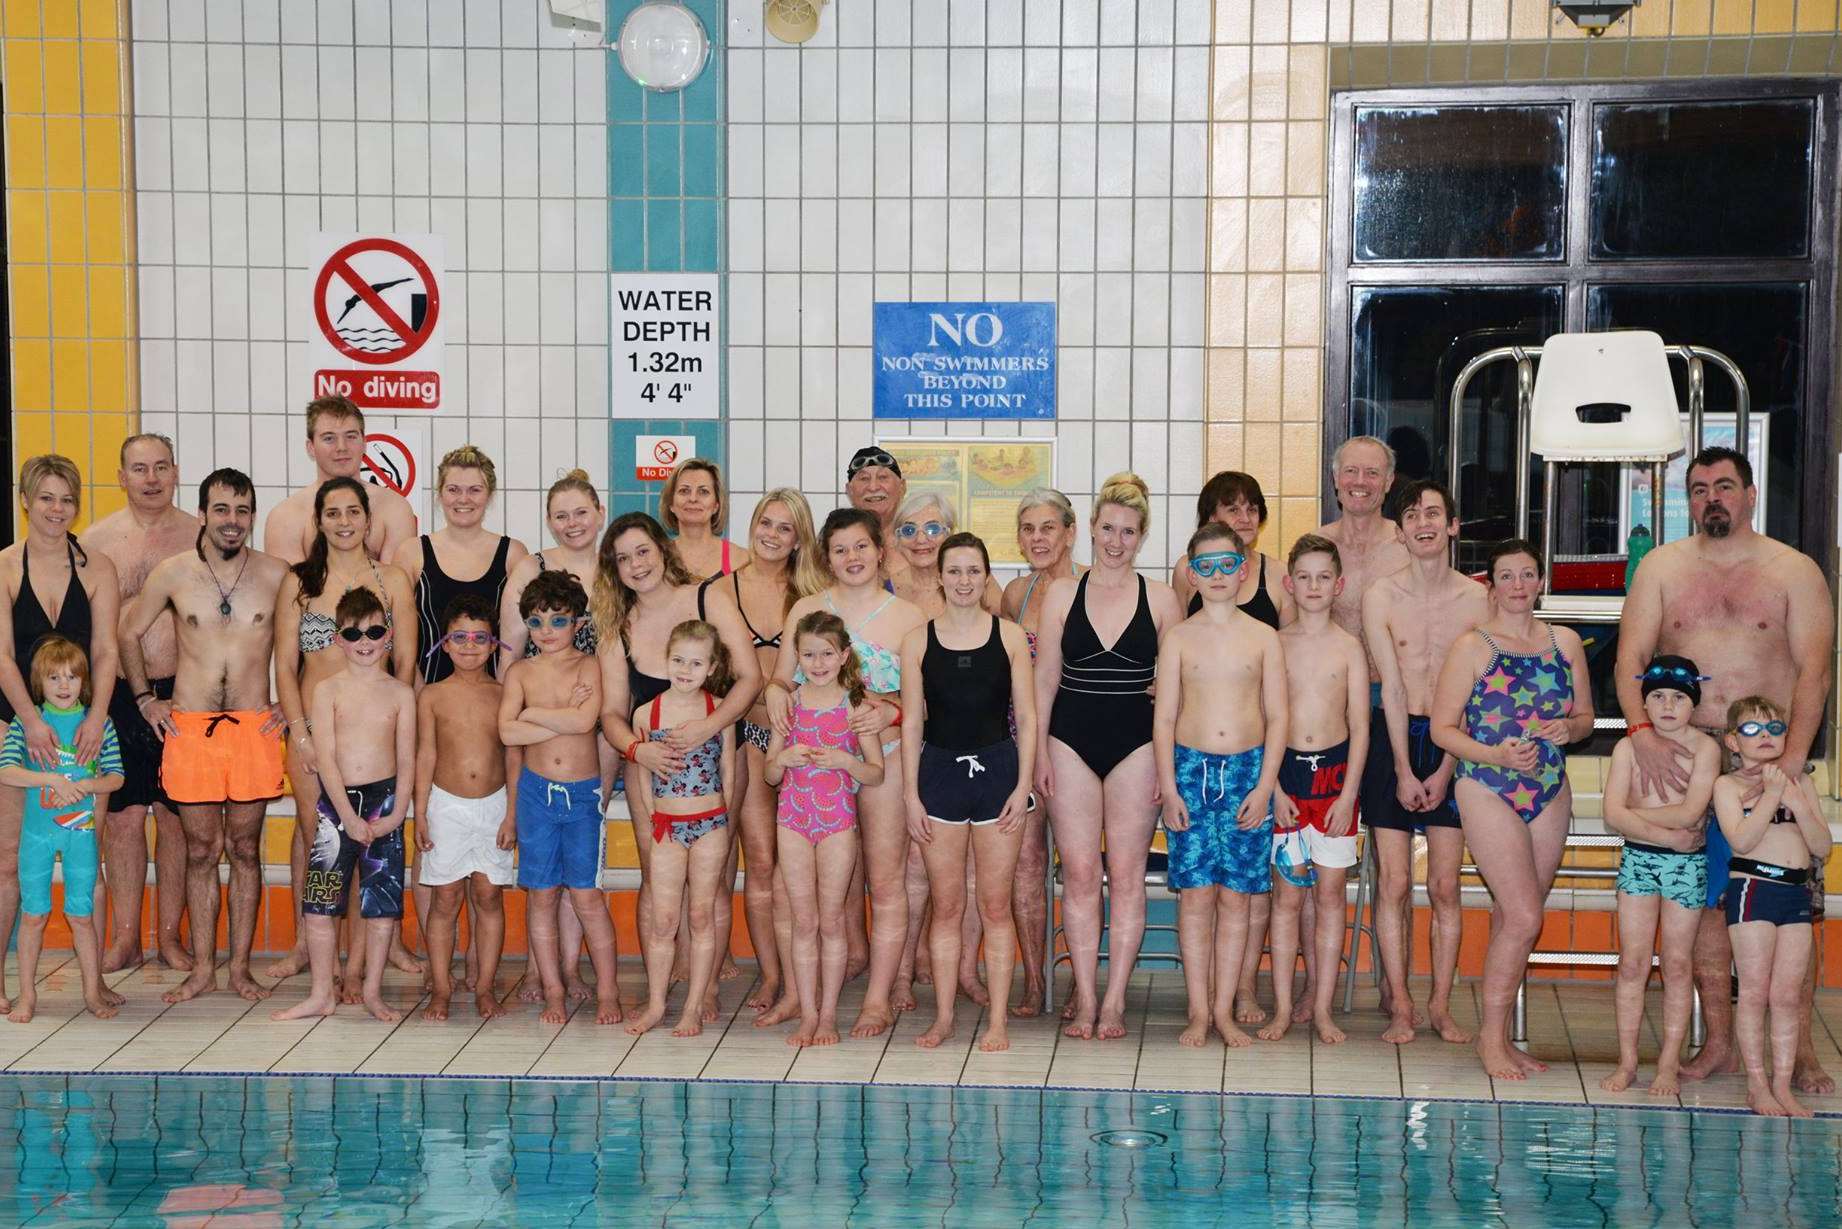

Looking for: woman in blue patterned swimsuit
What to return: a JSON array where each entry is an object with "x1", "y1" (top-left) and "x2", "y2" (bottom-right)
[{"x1": 1431, "y1": 539, "x2": 1594, "y2": 1083}]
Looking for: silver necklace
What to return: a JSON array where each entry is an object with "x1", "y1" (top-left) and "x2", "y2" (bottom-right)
[{"x1": 204, "y1": 549, "x2": 250, "y2": 622}]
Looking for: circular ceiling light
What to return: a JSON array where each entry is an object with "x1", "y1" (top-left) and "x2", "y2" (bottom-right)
[{"x1": 616, "y1": 1, "x2": 710, "y2": 92}]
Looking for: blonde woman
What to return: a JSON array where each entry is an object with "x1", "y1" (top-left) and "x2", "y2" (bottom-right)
[{"x1": 661, "y1": 458, "x2": 749, "y2": 581}]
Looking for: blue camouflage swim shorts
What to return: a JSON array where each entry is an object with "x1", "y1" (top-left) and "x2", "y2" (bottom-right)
[{"x1": 1167, "y1": 744, "x2": 1271, "y2": 894}]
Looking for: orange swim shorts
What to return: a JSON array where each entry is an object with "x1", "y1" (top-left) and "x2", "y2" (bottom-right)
[{"x1": 161, "y1": 710, "x2": 286, "y2": 805}]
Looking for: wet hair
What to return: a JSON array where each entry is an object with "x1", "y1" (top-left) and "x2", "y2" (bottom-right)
[
  {"x1": 119, "y1": 433, "x2": 175, "y2": 467},
  {"x1": 667, "y1": 618, "x2": 734, "y2": 698},
  {"x1": 1334, "y1": 435, "x2": 1396, "y2": 475},
  {"x1": 938, "y1": 532, "x2": 990, "y2": 573},
  {"x1": 442, "y1": 592, "x2": 497, "y2": 631},
  {"x1": 818, "y1": 507, "x2": 886, "y2": 581},
  {"x1": 436, "y1": 445, "x2": 498, "y2": 497},
  {"x1": 748, "y1": 488, "x2": 827, "y2": 607},
  {"x1": 1187, "y1": 521, "x2": 1245, "y2": 559},
  {"x1": 1197, "y1": 471, "x2": 1267, "y2": 530},
  {"x1": 590, "y1": 512, "x2": 694, "y2": 650},
  {"x1": 28, "y1": 635, "x2": 90, "y2": 706},
  {"x1": 1485, "y1": 537, "x2": 1545, "y2": 583},
  {"x1": 1286, "y1": 532, "x2": 1343, "y2": 575},
  {"x1": 304, "y1": 394, "x2": 365, "y2": 438},
  {"x1": 334, "y1": 585, "x2": 387, "y2": 629},
  {"x1": 520, "y1": 566, "x2": 589, "y2": 619},
  {"x1": 794, "y1": 611, "x2": 866, "y2": 707},
  {"x1": 1726, "y1": 694, "x2": 1786, "y2": 732},
  {"x1": 659, "y1": 458, "x2": 729, "y2": 534},
  {"x1": 547, "y1": 468, "x2": 602, "y2": 513},
  {"x1": 195, "y1": 468, "x2": 257, "y2": 559},
  {"x1": 1687, "y1": 445, "x2": 1752, "y2": 490},
  {"x1": 1016, "y1": 488, "x2": 1076, "y2": 529},
  {"x1": 1095, "y1": 471, "x2": 1152, "y2": 533},
  {"x1": 1392, "y1": 478, "x2": 1455, "y2": 522},
  {"x1": 17, "y1": 455, "x2": 89, "y2": 565},
  {"x1": 292, "y1": 477, "x2": 370, "y2": 602}
]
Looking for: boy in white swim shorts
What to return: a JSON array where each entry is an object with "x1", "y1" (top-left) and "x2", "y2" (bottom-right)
[{"x1": 414, "y1": 595, "x2": 518, "y2": 1021}]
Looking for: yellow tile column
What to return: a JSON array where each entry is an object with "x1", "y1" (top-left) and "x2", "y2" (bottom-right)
[{"x1": 3, "y1": 0, "x2": 136, "y2": 527}]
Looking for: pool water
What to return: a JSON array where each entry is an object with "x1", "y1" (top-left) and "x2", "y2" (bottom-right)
[{"x1": 2, "y1": 1076, "x2": 1838, "y2": 1227}]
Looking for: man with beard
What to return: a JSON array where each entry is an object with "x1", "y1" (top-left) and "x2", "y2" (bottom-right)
[
  {"x1": 120, "y1": 470, "x2": 291, "y2": 1002},
  {"x1": 261, "y1": 395, "x2": 417, "y2": 565},
  {"x1": 1616, "y1": 446, "x2": 1834, "y2": 1094},
  {"x1": 80, "y1": 435, "x2": 199, "y2": 971}
]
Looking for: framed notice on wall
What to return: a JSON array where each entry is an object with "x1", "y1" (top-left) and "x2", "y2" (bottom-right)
[
  {"x1": 1619, "y1": 413, "x2": 1768, "y2": 545},
  {"x1": 880, "y1": 438, "x2": 1055, "y2": 566}
]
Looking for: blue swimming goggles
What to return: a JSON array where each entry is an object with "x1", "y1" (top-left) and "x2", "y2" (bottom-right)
[
  {"x1": 1637, "y1": 664, "x2": 1711, "y2": 687},
  {"x1": 896, "y1": 520, "x2": 948, "y2": 540},
  {"x1": 526, "y1": 614, "x2": 579, "y2": 630},
  {"x1": 1736, "y1": 720, "x2": 1787, "y2": 737},
  {"x1": 1188, "y1": 551, "x2": 1244, "y2": 578}
]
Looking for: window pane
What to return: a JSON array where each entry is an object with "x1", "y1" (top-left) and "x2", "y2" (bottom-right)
[
  {"x1": 1591, "y1": 100, "x2": 1814, "y2": 259},
  {"x1": 1348, "y1": 285, "x2": 1563, "y2": 563},
  {"x1": 1587, "y1": 283, "x2": 1808, "y2": 551},
  {"x1": 1353, "y1": 106, "x2": 1567, "y2": 262}
]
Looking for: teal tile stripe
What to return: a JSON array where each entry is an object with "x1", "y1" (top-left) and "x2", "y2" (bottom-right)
[{"x1": 606, "y1": 0, "x2": 727, "y2": 517}]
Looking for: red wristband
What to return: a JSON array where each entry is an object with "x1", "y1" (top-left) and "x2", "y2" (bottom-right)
[
  {"x1": 1626, "y1": 722, "x2": 1653, "y2": 735},
  {"x1": 623, "y1": 738, "x2": 642, "y2": 762},
  {"x1": 888, "y1": 706, "x2": 902, "y2": 728}
]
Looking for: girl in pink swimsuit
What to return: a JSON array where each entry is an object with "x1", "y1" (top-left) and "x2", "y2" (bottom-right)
[{"x1": 765, "y1": 612, "x2": 885, "y2": 1047}]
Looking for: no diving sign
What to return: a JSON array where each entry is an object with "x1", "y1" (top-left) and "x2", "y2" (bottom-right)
[
  {"x1": 361, "y1": 425, "x2": 429, "y2": 527},
  {"x1": 310, "y1": 234, "x2": 444, "y2": 412}
]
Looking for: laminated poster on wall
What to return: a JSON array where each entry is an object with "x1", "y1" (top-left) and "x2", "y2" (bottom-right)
[
  {"x1": 880, "y1": 439, "x2": 1055, "y2": 566},
  {"x1": 874, "y1": 302, "x2": 1056, "y2": 420},
  {"x1": 308, "y1": 234, "x2": 444, "y2": 412}
]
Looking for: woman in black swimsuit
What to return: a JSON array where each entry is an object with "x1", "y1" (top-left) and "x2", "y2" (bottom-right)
[
  {"x1": 720, "y1": 489, "x2": 822, "y2": 1017},
  {"x1": 1170, "y1": 471, "x2": 1293, "y2": 629},
  {"x1": 0, "y1": 456, "x2": 122, "y2": 1014},
  {"x1": 595, "y1": 513, "x2": 762, "y2": 1014},
  {"x1": 1032, "y1": 473, "x2": 1184, "y2": 1041}
]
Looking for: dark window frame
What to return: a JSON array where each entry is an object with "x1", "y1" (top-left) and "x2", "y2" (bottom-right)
[{"x1": 1325, "y1": 78, "x2": 1840, "y2": 569}]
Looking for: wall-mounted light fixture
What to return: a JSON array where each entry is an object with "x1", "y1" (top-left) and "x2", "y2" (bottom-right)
[
  {"x1": 1552, "y1": 1, "x2": 1639, "y2": 36},
  {"x1": 764, "y1": 0, "x2": 827, "y2": 45},
  {"x1": 615, "y1": 1, "x2": 710, "y2": 91}
]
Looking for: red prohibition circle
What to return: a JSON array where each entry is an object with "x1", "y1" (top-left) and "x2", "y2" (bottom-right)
[
  {"x1": 313, "y1": 238, "x2": 441, "y2": 366},
  {"x1": 361, "y1": 434, "x2": 416, "y2": 495},
  {"x1": 654, "y1": 440, "x2": 679, "y2": 465}
]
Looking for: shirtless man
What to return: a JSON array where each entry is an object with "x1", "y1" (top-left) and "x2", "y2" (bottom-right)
[
  {"x1": 1616, "y1": 445, "x2": 1834, "y2": 1094},
  {"x1": 120, "y1": 469, "x2": 291, "y2": 1003},
  {"x1": 845, "y1": 447, "x2": 908, "y2": 560},
  {"x1": 1316, "y1": 436, "x2": 1411, "y2": 674},
  {"x1": 81, "y1": 434, "x2": 199, "y2": 972},
  {"x1": 260, "y1": 395, "x2": 417, "y2": 566},
  {"x1": 1361, "y1": 480, "x2": 1490, "y2": 1045}
]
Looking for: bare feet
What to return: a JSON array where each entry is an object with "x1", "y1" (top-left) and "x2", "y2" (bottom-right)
[
  {"x1": 1063, "y1": 1003, "x2": 1097, "y2": 1040},
  {"x1": 718, "y1": 957, "x2": 741, "y2": 981},
  {"x1": 519, "y1": 978, "x2": 546, "y2": 1004},
  {"x1": 475, "y1": 991, "x2": 508, "y2": 1019},
  {"x1": 1290, "y1": 995, "x2": 1314, "y2": 1026},
  {"x1": 1600, "y1": 1066, "x2": 1637, "y2": 1093},
  {"x1": 7, "y1": 991, "x2": 35, "y2": 1024},
  {"x1": 1478, "y1": 1042, "x2": 1527, "y2": 1080},
  {"x1": 916, "y1": 1019, "x2": 955, "y2": 1049},
  {"x1": 850, "y1": 1005, "x2": 894, "y2": 1039},
  {"x1": 157, "y1": 941, "x2": 195, "y2": 972},
  {"x1": 539, "y1": 992, "x2": 568, "y2": 1025},
  {"x1": 1179, "y1": 1011, "x2": 1211, "y2": 1048},
  {"x1": 754, "y1": 994, "x2": 801, "y2": 1028},
  {"x1": 1095, "y1": 1006, "x2": 1128, "y2": 1041},
  {"x1": 270, "y1": 993, "x2": 336, "y2": 1022},
  {"x1": 1214, "y1": 1013, "x2": 1252, "y2": 1049},
  {"x1": 339, "y1": 977, "x2": 365, "y2": 1007},
  {"x1": 1793, "y1": 1059, "x2": 1835, "y2": 1096},
  {"x1": 1381, "y1": 1011, "x2": 1416, "y2": 1045},
  {"x1": 1313, "y1": 1011, "x2": 1346, "y2": 1045},
  {"x1": 700, "y1": 988, "x2": 719, "y2": 1023},
  {"x1": 747, "y1": 980, "x2": 781, "y2": 1012},
  {"x1": 363, "y1": 991, "x2": 401, "y2": 1023},
  {"x1": 386, "y1": 946, "x2": 426, "y2": 976},
  {"x1": 595, "y1": 993, "x2": 622, "y2": 1025},
  {"x1": 163, "y1": 967, "x2": 217, "y2": 1005},
  {"x1": 1060, "y1": 994, "x2": 1077, "y2": 1022},
  {"x1": 1648, "y1": 1068, "x2": 1680, "y2": 1097},
  {"x1": 790, "y1": 1014, "x2": 841, "y2": 1047},
  {"x1": 844, "y1": 951, "x2": 870, "y2": 982},
  {"x1": 1011, "y1": 981, "x2": 1044, "y2": 1019},
  {"x1": 1429, "y1": 1008, "x2": 1473, "y2": 1045},
  {"x1": 101, "y1": 944, "x2": 143, "y2": 974},
  {"x1": 978, "y1": 1023, "x2": 1010, "y2": 1053},
  {"x1": 1679, "y1": 1041, "x2": 1737, "y2": 1081},
  {"x1": 84, "y1": 991, "x2": 120, "y2": 1020},
  {"x1": 672, "y1": 1014, "x2": 704, "y2": 1038},
  {"x1": 226, "y1": 970, "x2": 270, "y2": 1002},
  {"x1": 958, "y1": 972, "x2": 990, "y2": 1008},
  {"x1": 424, "y1": 992, "x2": 450, "y2": 1022},
  {"x1": 1233, "y1": 993, "x2": 1267, "y2": 1026},
  {"x1": 1771, "y1": 1080, "x2": 1813, "y2": 1118},
  {"x1": 1746, "y1": 1079, "x2": 1787, "y2": 1116},
  {"x1": 264, "y1": 949, "x2": 309, "y2": 981},
  {"x1": 890, "y1": 980, "x2": 918, "y2": 1014},
  {"x1": 626, "y1": 1003, "x2": 668, "y2": 1036},
  {"x1": 97, "y1": 983, "x2": 127, "y2": 1008},
  {"x1": 1510, "y1": 1046, "x2": 1548, "y2": 1075},
  {"x1": 1256, "y1": 1015, "x2": 1291, "y2": 1042},
  {"x1": 1378, "y1": 987, "x2": 1426, "y2": 1028},
  {"x1": 564, "y1": 976, "x2": 594, "y2": 1004}
]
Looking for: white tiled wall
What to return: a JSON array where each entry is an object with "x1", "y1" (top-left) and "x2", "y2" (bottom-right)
[
  {"x1": 724, "y1": 0, "x2": 1211, "y2": 568},
  {"x1": 130, "y1": 0, "x2": 609, "y2": 545}
]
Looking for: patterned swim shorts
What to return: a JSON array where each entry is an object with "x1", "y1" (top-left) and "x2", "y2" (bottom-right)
[{"x1": 1616, "y1": 842, "x2": 1708, "y2": 913}]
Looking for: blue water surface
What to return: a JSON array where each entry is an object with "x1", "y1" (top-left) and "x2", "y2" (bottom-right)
[{"x1": 1, "y1": 1075, "x2": 1838, "y2": 1227}]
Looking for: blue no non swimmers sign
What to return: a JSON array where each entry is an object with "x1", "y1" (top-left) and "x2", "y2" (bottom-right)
[{"x1": 874, "y1": 301, "x2": 1056, "y2": 420}]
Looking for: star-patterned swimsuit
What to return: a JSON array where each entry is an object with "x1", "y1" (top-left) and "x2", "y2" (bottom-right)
[{"x1": 1455, "y1": 626, "x2": 1571, "y2": 824}]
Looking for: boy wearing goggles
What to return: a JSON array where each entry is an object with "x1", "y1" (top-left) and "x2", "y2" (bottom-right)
[
  {"x1": 273, "y1": 586, "x2": 416, "y2": 1025},
  {"x1": 1600, "y1": 654, "x2": 1721, "y2": 1097}
]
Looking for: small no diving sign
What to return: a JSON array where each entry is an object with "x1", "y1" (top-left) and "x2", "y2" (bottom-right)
[
  {"x1": 310, "y1": 234, "x2": 445, "y2": 412},
  {"x1": 636, "y1": 435, "x2": 695, "y2": 481}
]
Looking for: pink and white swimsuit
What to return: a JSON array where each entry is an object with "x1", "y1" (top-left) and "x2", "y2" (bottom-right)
[{"x1": 776, "y1": 688, "x2": 861, "y2": 844}]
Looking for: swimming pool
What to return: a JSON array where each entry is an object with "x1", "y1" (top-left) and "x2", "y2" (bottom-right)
[{"x1": 2, "y1": 1076, "x2": 1836, "y2": 1227}]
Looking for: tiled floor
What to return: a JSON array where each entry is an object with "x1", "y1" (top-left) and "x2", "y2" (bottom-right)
[{"x1": 6, "y1": 955, "x2": 1841, "y2": 1117}]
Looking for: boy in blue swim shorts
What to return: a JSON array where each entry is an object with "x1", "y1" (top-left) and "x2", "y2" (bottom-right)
[
  {"x1": 0, "y1": 636, "x2": 123, "y2": 1022},
  {"x1": 1600, "y1": 654, "x2": 1721, "y2": 1097},
  {"x1": 499, "y1": 568, "x2": 621, "y2": 1027},
  {"x1": 1154, "y1": 522, "x2": 1288, "y2": 1049}
]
